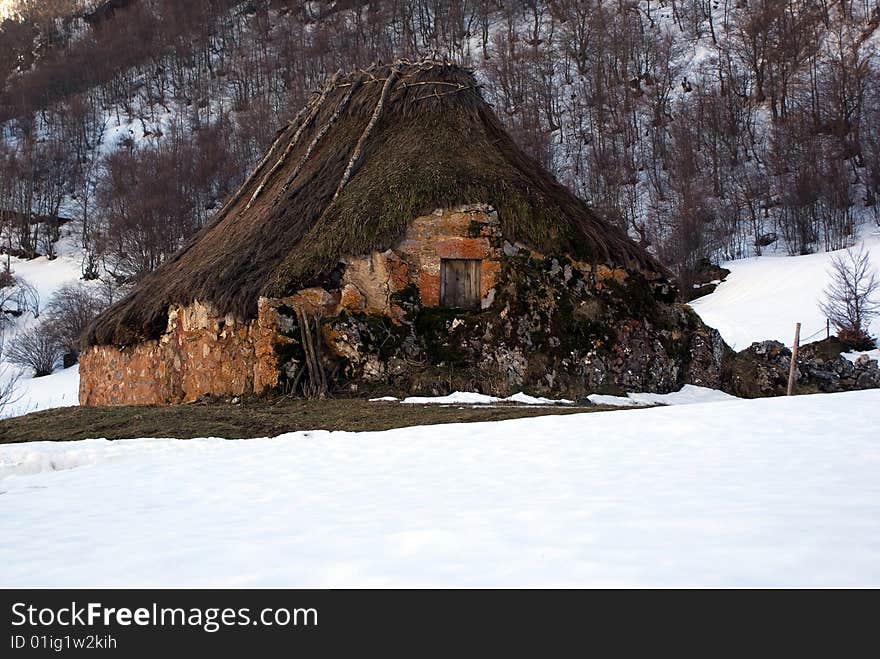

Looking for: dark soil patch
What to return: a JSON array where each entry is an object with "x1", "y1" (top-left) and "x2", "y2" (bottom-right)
[{"x1": 0, "y1": 398, "x2": 614, "y2": 443}]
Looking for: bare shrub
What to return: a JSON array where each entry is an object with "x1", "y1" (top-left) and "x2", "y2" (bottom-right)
[
  {"x1": 0, "y1": 272, "x2": 40, "y2": 325},
  {"x1": 819, "y1": 244, "x2": 880, "y2": 350},
  {"x1": 42, "y1": 283, "x2": 108, "y2": 361},
  {"x1": 0, "y1": 331, "x2": 21, "y2": 414},
  {"x1": 5, "y1": 325, "x2": 62, "y2": 377}
]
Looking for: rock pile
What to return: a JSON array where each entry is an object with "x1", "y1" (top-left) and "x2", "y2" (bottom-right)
[{"x1": 730, "y1": 340, "x2": 880, "y2": 397}]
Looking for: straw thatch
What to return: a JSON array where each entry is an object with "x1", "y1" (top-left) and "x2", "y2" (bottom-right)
[{"x1": 86, "y1": 59, "x2": 664, "y2": 347}]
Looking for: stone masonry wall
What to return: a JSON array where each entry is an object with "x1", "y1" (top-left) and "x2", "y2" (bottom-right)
[
  {"x1": 79, "y1": 300, "x2": 281, "y2": 406},
  {"x1": 80, "y1": 205, "x2": 504, "y2": 405},
  {"x1": 336, "y1": 204, "x2": 503, "y2": 315}
]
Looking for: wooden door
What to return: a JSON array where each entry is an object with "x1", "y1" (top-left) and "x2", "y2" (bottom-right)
[{"x1": 440, "y1": 259, "x2": 481, "y2": 309}]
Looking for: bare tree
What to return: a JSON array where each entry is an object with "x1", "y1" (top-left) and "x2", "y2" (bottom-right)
[
  {"x1": 0, "y1": 272, "x2": 40, "y2": 324},
  {"x1": 40, "y1": 282, "x2": 106, "y2": 364},
  {"x1": 819, "y1": 244, "x2": 880, "y2": 349}
]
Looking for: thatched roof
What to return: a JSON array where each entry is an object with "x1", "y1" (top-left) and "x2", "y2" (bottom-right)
[{"x1": 86, "y1": 59, "x2": 664, "y2": 347}]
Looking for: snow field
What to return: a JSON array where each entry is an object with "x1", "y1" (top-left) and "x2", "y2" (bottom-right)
[
  {"x1": 1, "y1": 389, "x2": 878, "y2": 587},
  {"x1": 691, "y1": 229, "x2": 880, "y2": 350}
]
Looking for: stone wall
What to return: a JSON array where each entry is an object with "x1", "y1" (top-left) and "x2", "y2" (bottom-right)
[
  {"x1": 80, "y1": 205, "x2": 507, "y2": 405},
  {"x1": 311, "y1": 247, "x2": 730, "y2": 399},
  {"x1": 726, "y1": 339, "x2": 880, "y2": 397},
  {"x1": 79, "y1": 300, "x2": 282, "y2": 406},
  {"x1": 335, "y1": 204, "x2": 503, "y2": 315}
]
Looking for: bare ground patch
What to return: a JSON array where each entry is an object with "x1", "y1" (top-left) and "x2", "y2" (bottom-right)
[{"x1": 0, "y1": 398, "x2": 617, "y2": 443}]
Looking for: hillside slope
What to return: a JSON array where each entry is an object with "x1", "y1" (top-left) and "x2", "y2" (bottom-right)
[
  {"x1": 692, "y1": 228, "x2": 880, "y2": 350},
  {"x1": 2, "y1": 0, "x2": 879, "y2": 283}
]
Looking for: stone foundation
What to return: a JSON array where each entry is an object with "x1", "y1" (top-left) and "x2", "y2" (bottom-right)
[{"x1": 312, "y1": 249, "x2": 729, "y2": 398}]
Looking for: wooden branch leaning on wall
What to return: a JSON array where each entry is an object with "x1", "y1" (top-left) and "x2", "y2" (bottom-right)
[{"x1": 296, "y1": 308, "x2": 327, "y2": 398}]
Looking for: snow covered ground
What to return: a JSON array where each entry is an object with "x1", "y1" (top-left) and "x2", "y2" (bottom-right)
[
  {"x1": 691, "y1": 228, "x2": 880, "y2": 350},
  {"x1": 587, "y1": 384, "x2": 737, "y2": 408},
  {"x1": 1, "y1": 389, "x2": 878, "y2": 587},
  {"x1": 378, "y1": 391, "x2": 574, "y2": 405}
]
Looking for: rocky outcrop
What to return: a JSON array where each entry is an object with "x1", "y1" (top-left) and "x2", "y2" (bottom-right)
[{"x1": 726, "y1": 339, "x2": 880, "y2": 398}]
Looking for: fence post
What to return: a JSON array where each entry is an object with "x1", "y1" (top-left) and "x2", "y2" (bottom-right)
[{"x1": 787, "y1": 322, "x2": 801, "y2": 397}]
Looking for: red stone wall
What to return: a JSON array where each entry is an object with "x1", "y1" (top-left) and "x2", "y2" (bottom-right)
[
  {"x1": 341, "y1": 204, "x2": 503, "y2": 313},
  {"x1": 79, "y1": 300, "x2": 283, "y2": 406}
]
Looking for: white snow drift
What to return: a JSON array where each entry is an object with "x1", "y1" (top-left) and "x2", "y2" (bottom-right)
[
  {"x1": 1, "y1": 389, "x2": 878, "y2": 587},
  {"x1": 374, "y1": 391, "x2": 574, "y2": 405},
  {"x1": 586, "y1": 384, "x2": 738, "y2": 407}
]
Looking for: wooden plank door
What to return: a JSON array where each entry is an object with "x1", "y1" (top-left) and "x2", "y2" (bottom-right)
[{"x1": 440, "y1": 259, "x2": 481, "y2": 309}]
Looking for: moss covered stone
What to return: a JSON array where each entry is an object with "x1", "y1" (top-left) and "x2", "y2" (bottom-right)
[{"x1": 311, "y1": 249, "x2": 729, "y2": 397}]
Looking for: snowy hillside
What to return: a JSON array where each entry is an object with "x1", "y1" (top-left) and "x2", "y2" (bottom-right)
[
  {"x1": 692, "y1": 228, "x2": 880, "y2": 350},
  {"x1": 3, "y1": 365, "x2": 78, "y2": 418},
  {"x1": 2, "y1": 389, "x2": 878, "y2": 587},
  {"x1": 0, "y1": 228, "x2": 86, "y2": 418},
  {"x1": 3, "y1": 0, "x2": 880, "y2": 289}
]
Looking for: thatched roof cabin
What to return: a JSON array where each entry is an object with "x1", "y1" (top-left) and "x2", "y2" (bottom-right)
[
  {"x1": 87, "y1": 59, "x2": 662, "y2": 348},
  {"x1": 81, "y1": 59, "x2": 729, "y2": 406}
]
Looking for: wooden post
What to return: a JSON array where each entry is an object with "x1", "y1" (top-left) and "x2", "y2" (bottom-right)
[
  {"x1": 787, "y1": 322, "x2": 801, "y2": 396},
  {"x1": 826, "y1": 318, "x2": 830, "y2": 339}
]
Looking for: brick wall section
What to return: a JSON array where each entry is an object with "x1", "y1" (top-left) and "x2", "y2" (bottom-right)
[
  {"x1": 80, "y1": 205, "x2": 505, "y2": 406},
  {"x1": 398, "y1": 204, "x2": 502, "y2": 308}
]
